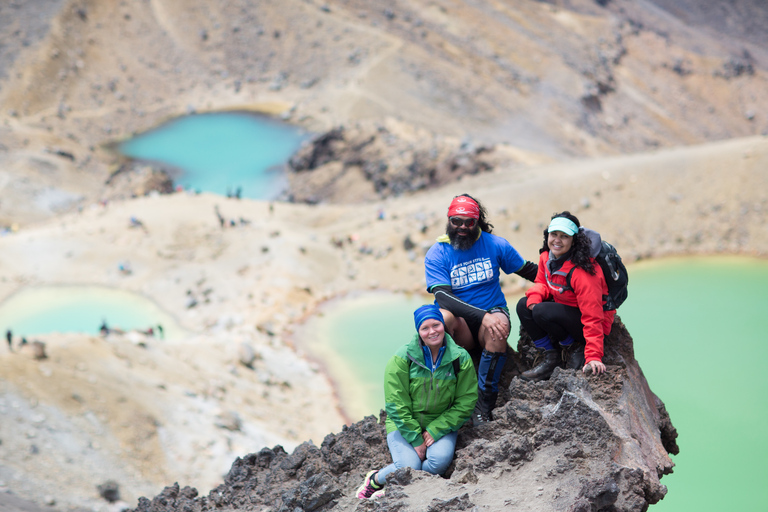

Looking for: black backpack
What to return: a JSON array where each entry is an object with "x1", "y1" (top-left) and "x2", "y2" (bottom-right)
[{"x1": 565, "y1": 240, "x2": 628, "y2": 311}]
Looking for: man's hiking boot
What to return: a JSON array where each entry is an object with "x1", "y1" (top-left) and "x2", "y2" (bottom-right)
[
  {"x1": 356, "y1": 470, "x2": 385, "y2": 500},
  {"x1": 520, "y1": 349, "x2": 559, "y2": 382},
  {"x1": 472, "y1": 389, "x2": 497, "y2": 426},
  {"x1": 564, "y1": 342, "x2": 586, "y2": 370}
]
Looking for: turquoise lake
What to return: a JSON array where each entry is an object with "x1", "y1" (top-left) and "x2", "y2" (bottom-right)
[
  {"x1": 296, "y1": 256, "x2": 768, "y2": 511},
  {"x1": 118, "y1": 112, "x2": 309, "y2": 199},
  {"x1": 0, "y1": 286, "x2": 185, "y2": 340}
]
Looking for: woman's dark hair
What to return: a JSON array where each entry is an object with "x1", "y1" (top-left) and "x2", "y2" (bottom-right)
[
  {"x1": 540, "y1": 211, "x2": 595, "y2": 274},
  {"x1": 456, "y1": 193, "x2": 494, "y2": 233}
]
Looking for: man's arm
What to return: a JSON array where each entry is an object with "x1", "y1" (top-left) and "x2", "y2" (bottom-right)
[
  {"x1": 514, "y1": 261, "x2": 538, "y2": 282},
  {"x1": 496, "y1": 236, "x2": 537, "y2": 282},
  {"x1": 430, "y1": 285, "x2": 487, "y2": 325}
]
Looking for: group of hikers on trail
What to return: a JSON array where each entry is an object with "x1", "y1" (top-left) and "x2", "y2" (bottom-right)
[{"x1": 356, "y1": 193, "x2": 625, "y2": 500}]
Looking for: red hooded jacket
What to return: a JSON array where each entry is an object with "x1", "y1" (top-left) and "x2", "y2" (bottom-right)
[{"x1": 525, "y1": 251, "x2": 615, "y2": 364}]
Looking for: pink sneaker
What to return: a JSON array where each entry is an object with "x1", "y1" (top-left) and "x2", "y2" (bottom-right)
[{"x1": 356, "y1": 470, "x2": 385, "y2": 499}]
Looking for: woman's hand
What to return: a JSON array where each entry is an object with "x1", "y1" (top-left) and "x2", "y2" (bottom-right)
[
  {"x1": 422, "y1": 431, "x2": 435, "y2": 447},
  {"x1": 414, "y1": 442, "x2": 427, "y2": 461},
  {"x1": 583, "y1": 360, "x2": 606, "y2": 375}
]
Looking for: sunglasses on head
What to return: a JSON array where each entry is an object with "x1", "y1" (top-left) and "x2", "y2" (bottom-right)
[{"x1": 449, "y1": 217, "x2": 477, "y2": 228}]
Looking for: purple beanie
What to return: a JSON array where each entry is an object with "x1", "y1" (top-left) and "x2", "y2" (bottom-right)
[{"x1": 414, "y1": 304, "x2": 444, "y2": 331}]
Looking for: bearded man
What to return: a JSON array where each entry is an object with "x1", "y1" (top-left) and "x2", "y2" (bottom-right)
[{"x1": 424, "y1": 194, "x2": 538, "y2": 425}]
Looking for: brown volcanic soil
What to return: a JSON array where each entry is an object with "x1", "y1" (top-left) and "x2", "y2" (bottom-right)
[{"x1": 0, "y1": 0, "x2": 767, "y2": 223}]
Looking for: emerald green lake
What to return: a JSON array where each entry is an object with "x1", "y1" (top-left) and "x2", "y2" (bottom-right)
[
  {"x1": 618, "y1": 257, "x2": 768, "y2": 511},
  {"x1": 296, "y1": 256, "x2": 768, "y2": 511},
  {"x1": 118, "y1": 112, "x2": 309, "y2": 199},
  {"x1": 0, "y1": 286, "x2": 185, "y2": 340}
]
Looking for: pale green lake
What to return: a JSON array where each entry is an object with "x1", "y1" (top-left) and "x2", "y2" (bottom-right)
[
  {"x1": 118, "y1": 112, "x2": 309, "y2": 199},
  {"x1": 0, "y1": 286, "x2": 185, "y2": 340},
  {"x1": 296, "y1": 256, "x2": 768, "y2": 511}
]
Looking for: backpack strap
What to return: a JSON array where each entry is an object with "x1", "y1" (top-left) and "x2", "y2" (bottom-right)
[
  {"x1": 561, "y1": 266, "x2": 576, "y2": 294},
  {"x1": 565, "y1": 265, "x2": 609, "y2": 304},
  {"x1": 545, "y1": 266, "x2": 573, "y2": 294},
  {"x1": 408, "y1": 355, "x2": 461, "y2": 378}
]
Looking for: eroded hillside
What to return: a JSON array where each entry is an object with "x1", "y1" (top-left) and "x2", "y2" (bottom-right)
[{"x1": 0, "y1": 0, "x2": 767, "y2": 223}]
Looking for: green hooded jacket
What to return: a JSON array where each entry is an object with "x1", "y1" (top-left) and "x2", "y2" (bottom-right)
[{"x1": 384, "y1": 333, "x2": 478, "y2": 447}]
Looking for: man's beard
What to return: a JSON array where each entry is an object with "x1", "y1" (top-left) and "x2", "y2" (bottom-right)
[{"x1": 447, "y1": 222, "x2": 480, "y2": 251}]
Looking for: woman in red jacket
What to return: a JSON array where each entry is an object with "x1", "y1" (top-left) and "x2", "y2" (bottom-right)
[{"x1": 515, "y1": 211, "x2": 615, "y2": 381}]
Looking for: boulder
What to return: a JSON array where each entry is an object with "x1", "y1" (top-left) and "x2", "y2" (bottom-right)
[{"x1": 130, "y1": 317, "x2": 677, "y2": 511}]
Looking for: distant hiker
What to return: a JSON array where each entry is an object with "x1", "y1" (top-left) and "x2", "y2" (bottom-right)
[
  {"x1": 20, "y1": 337, "x2": 28, "y2": 346},
  {"x1": 99, "y1": 320, "x2": 110, "y2": 337},
  {"x1": 157, "y1": 324, "x2": 164, "y2": 339},
  {"x1": 424, "y1": 194, "x2": 537, "y2": 426},
  {"x1": 185, "y1": 290, "x2": 198, "y2": 309},
  {"x1": 516, "y1": 211, "x2": 616, "y2": 381},
  {"x1": 214, "y1": 205, "x2": 226, "y2": 229},
  {"x1": 356, "y1": 305, "x2": 477, "y2": 500},
  {"x1": 129, "y1": 216, "x2": 146, "y2": 231},
  {"x1": 6, "y1": 329, "x2": 12, "y2": 352}
]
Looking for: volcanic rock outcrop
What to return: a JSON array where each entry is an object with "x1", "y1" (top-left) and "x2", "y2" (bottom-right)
[
  {"x1": 132, "y1": 317, "x2": 677, "y2": 512},
  {"x1": 285, "y1": 122, "x2": 495, "y2": 204}
]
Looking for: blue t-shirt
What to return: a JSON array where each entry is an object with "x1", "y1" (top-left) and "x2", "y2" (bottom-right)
[{"x1": 424, "y1": 231, "x2": 525, "y2": 310}]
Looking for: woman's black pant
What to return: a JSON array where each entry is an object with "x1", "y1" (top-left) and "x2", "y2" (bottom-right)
[{"x1": 515, "y1": 296, "x2": 584, "y2": 345}]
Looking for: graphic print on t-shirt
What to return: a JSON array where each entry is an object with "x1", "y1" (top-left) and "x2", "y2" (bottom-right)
[{"x1": 451, "y1": 258, "x2": 494, "y2": 288}]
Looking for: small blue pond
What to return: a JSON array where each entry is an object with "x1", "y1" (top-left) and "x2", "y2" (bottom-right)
[
  {"x1": 118, "y1": 112, "x2": 310, "y2": 199},
  {"x1": 0, "y1": 286, "x2": 185, "y2": 340}
]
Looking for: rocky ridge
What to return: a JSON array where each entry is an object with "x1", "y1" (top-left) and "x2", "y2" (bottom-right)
[{"x1": 132, "y1": 318, "x2": 677, "y2": 512}]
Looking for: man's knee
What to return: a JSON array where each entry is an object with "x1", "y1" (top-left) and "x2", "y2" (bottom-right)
[
  {"x1": 481, "y1": 336, "x2": 508, "y2": 353},
  {"x1": 439, "y1": 308, "x2": 456, "y2": 331},
  {"x1": 489, "y1": 311, "x2": 511, "y2": 335},
  {"x1": 444, "y1": 313, "x2": 474, "y2": 347}
]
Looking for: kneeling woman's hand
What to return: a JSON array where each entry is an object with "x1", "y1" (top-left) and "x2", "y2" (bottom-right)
[
  {"x1": 423, "y1": 431, "x2": 435, "y2": 447},
  {"x1": 415, "y1": 442, "x2": 427, "y2": 461},
  {"x1": 583, "y1": 360, "x2": 606, "y2": 375}
]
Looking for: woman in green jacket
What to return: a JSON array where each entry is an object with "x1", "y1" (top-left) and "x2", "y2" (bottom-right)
[{"x1": 356, "y1": 304, "x2": 478, "y2": 499}]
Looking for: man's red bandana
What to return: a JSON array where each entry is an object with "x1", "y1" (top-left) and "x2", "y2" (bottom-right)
[{"x1": 447, "y1": 196, "x2": 480, "y2": 219}]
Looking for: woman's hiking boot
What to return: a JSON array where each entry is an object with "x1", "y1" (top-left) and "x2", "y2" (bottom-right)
[
  {"x1": 564, "y1": 342, "x2": 586, "y2": 370},
  {"x1": 472, "y1": 389, "x2": 498, "y2": 426},
  {"x1": 520, "y1": 349, "x2": 559, "y2": 382},
  {"x1": 356, "y1": 470, "x2": 385, "y2": 500}
]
